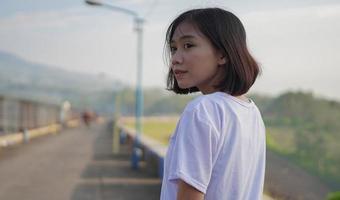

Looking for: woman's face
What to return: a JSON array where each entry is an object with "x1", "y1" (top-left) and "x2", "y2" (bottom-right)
[{"x1": 170, "y1": 22, "x2": 226, "y2": 94}]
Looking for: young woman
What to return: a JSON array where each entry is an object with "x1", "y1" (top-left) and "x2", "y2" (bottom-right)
[{"x1": 160, "y1": 8, "x2": 266, "y2": 200}]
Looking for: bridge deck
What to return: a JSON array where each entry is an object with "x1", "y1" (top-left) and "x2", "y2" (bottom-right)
[{"x1": 0, "y1": 123, "x2": 161, "y2": 200}]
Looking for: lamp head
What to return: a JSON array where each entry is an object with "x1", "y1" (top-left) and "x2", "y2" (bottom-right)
[{"x1": 85, "y1": 0, "x2": 102, "y2": 6}]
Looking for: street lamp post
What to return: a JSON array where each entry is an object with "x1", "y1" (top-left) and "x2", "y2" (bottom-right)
[{"x1": 85, "y1": 0, "x2": 144, "y2": 170}]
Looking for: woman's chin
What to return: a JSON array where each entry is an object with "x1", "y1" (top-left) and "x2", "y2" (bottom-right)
[{"x1": 178, "y1": 83, "x2": 192, "y2": 89}]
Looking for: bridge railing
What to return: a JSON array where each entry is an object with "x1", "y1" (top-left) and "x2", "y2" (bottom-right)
[
  {"x1": 113, "y1": 118, "x2": 167, "y2": 179},
  {"x1": 0, "y1": 94, "x2": 81, "y2": 148}
]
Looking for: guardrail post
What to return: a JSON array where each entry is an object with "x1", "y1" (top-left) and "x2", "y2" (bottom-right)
[
  {"x1": 158, "y1": 157, "x2": 164, "y2": 179},
  {"x1": 23, "y1": 129, "x2": 29, "y2": 143},
  {"x1": 112, "y1": 120, "x2": 120, "y2": 154},
  {"x1": 120, "y1": 130, "x2": 127, "y2": 144},
  {"x1": 131, "y1": 147, "x2": 143, "y2": 170}
]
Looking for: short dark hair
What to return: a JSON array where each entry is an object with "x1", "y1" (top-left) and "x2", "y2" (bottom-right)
[{"x1": 165, "y1": 8, "x2": 261, "y2": 95}]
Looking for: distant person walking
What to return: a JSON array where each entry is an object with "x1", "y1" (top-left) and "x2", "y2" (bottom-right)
[
  {"x1": 160, "y1": 8, "x2": 266, "y2": 200},
  {"x1": 82, "y1": 111, "x2": 92, "y2": 127}
]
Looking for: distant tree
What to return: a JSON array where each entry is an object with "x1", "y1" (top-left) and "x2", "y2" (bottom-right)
[{"x1": 327, "y1": 191, "x2": 340, "y2": 200}]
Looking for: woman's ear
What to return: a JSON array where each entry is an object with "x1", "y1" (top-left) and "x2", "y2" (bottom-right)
[
  {"x1": 216, "y1": 50, "x2": 227, "y2": 65},
  {"x1": 217, "y1": 55, "x2": 227, "y2": 65}
]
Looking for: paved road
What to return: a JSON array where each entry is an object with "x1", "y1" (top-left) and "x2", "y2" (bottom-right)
[
  {"x1": 265, "y1": 150, "x2": 330, "y2": 200},
  {"x1": 0, "y1": 124, "x2": 161, "y2": 200}
]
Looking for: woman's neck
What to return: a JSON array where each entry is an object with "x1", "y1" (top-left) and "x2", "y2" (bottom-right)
[{"x1": 201, "y1": 90, "x2": 250, "y2": 103}]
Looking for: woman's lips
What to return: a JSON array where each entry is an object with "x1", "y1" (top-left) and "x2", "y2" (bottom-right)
[{"x1": 174, "y1": 69, "x2": 188, "y2": 79}]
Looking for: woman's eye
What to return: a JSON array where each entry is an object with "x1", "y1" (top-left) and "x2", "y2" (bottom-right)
[
  {"x1": 184, "y1": 43, "x2": 194, "y2": 49},
  {"x1": 170, "y1": 46, "x2": 177, "y2": 54}
]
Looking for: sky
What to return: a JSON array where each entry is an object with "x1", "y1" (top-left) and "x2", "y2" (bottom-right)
[{"x1": 0, "y1": 0, "x2": 339, "y2": 100}]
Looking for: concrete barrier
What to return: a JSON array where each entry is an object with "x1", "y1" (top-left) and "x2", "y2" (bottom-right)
[
  {"x1": 115, "y1": 119, "x2": 167, "y2": 179},
  {"x1": 0, "y1": 119, "x2": 80, "y2": 148}
]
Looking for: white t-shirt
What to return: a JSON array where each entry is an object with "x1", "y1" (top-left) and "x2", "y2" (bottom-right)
[{"x1": 160, "y1": 92, "x2": 266, "y2": 200}]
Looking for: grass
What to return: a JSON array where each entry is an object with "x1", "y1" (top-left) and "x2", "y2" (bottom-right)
[
  {"x1": 123, "y1": 118, "x2": 297, "y2": 152},
  {"x1": 123, "y1": 119, "x2": 296, "y2": 151},
  {"x1": 266, "y1": 126, "x2": 296, "y2": 155},
  {"x1": 123, "y1": 117, "x2": 178, "y2": 145}
]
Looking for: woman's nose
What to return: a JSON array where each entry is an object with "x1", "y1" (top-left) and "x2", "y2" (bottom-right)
[{"x1": 171, "y1": 51, "x2": 183, "y2": 65}]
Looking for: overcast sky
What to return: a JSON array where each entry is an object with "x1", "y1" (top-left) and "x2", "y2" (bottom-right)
[{"x1": 0, "y1": 0, "x2": 339, "y2": 100}]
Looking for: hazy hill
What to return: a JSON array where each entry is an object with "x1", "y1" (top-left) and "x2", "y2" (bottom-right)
[
  {"x1": 264, "y1": 91, "x2": 340, "y2": 129},
  {"x1": 0, "y1": 50, "x2": 123, "y2": 112},
  {"x1": 0, "y1": 51, "x2": 123, "y2": 91},
  {"x1": 262, "y1": 91, "x2": 340, "y2": 189}
]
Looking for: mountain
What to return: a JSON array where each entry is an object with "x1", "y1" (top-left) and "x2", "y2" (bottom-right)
[
  {"x1": 262, "y1": 91, "x2": 340, "y2": 189},
  {"x1": 0, "y1": 50, "x2": 124, "y2": 112}
]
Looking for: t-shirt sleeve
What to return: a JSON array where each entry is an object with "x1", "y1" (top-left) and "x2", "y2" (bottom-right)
[{"x1": 168, "y1": 107, "x2": 220, "y2": 194}]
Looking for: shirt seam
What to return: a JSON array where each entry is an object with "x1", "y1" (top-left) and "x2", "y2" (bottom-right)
[
  {"x1": 168, "y1": 171, "x2": 208, "y2": 194},
  {"x1": 216, "y1": 92, "x2": 254, "y2": 108}
]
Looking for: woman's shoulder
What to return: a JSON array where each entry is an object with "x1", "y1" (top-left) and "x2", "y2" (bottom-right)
[
  {"x1": 179, "y1": 93, "x2": 234, "y2": 135},
  {"x1": 184, "y1": 93, "x2": 217, "y2": 112},
  {"x1": 184, "y1": 92, "x2": 232, "y2": 112},
  {"x1": 183, "y1": 92, "x2": 257, "y2": 120},
  {"x1": 180, "y1": 93, "x2": 232, "y2": 124}
]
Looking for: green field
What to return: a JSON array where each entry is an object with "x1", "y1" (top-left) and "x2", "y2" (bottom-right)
[
  {"x1": 123, "y1": 119, "x2": 293, "y2": 150},
  {"x1": 266, "y1": 126, "x2": 297, "y2": 156},
  {"x1": 123, "y1": 118, "x2": 177, "y2": 145},
  {"x1": 124, "y1": 119, "x2": 291, "y2": 149}
]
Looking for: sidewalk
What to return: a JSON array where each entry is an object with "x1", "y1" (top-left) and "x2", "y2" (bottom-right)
[{"x1": 71, "y1": 124, "x2": 161, "y2": 200}]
